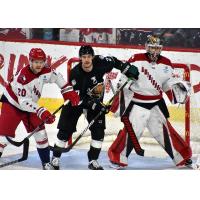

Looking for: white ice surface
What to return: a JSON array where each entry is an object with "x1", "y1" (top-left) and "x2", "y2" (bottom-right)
[{"x1": 0, "y1": 114, "x2": 199, "y2": 170}]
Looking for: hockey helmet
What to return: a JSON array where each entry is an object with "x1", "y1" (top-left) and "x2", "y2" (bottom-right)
[
  {"x1": 29, "y1": 48, "x2": 46, "y2": 61},
  {"x1": 145, "y1": 35, "x2": 163, "y2": 47},
  {"x1": 79, "y1": 45, "x2": 94, "y2": 57},
  {"x1": 145, "y1": 35, "x2": 163, "y2": 61}
]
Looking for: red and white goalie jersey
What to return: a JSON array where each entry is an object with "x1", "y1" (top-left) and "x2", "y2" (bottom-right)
[
  {"x1": 112, "y1": 53, "x2": 190, "y2": 114},
  {"x1": 128, "y1": 53, "x2": 175, "y2": 103},
  {"x1": 109, "y1": 53, "x2": 192, "y2": 167},
  {"x1": 4, "y1": 65, "x2": 67, "y2": 113}
]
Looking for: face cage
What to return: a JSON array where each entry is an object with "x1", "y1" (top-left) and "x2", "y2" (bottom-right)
[{"x1": 146, "y1": 44, "x2": 163, "y2": 61}]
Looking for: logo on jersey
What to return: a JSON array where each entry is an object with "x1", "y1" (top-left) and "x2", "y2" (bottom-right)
[
  {"x1": 43, "y1": 75, "x2": 48, "y2": 81},
  {"x1": 91, "y1": 76, "x2": 97, "y2": 84},
  {"x1": 18, "y1": 75, "x2": 26, "y2": 84},
  {"x1": 163, "y1": 66, "x2": 169, "y2": 73},
  {"x1": 71, "y1": 79, "x2": 76, "y2": 86}
]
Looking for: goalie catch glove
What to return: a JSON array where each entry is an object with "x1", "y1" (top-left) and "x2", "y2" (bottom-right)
[{"x1": 172, "y1": 81, "x2": 191, "y2": 104}]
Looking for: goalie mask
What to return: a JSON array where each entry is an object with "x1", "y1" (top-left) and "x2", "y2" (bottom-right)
[
  {"x1": 145, "y1": 35, "x2": 163, "y2": 62},
  {"x1": 88, "y1": 83, "x2": 105, "y2": 99}
]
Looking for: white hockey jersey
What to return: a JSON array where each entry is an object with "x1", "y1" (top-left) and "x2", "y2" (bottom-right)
[
  {"x1": 110, "y1": 53, "x2": 191, "y2": 116},
  {"x1": 4, "y1": 65, "x2": 67, "y2": 113},
  {"x1": 125, "y1": 53, "x2": 175, "y2": 103}
]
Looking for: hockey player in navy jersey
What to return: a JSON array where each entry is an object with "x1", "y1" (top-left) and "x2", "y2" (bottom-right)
[{"x1": 51, "y1": 45, "x2": 139, "y2": 170}]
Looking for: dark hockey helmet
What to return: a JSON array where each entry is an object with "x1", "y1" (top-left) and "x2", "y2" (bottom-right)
[
  {"x1": 145, "y1": 35, "x2": 163, "y2": 61},
  {"x1": 79, "y1": 45, "x2": 94, "y2": 57}
]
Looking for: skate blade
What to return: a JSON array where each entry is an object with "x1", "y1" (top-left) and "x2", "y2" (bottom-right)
[
  {"x1": 191, "y1": 164, "x2": 200, "y2": 170},
  {"x1": 109, "y1": 163, "x2": 127, "y2": 170}
]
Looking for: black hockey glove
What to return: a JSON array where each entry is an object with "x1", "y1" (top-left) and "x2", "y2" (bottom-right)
[
  {"x1": 87, "y1": 98, "x2": 111, "y2": 114},
  {"x1": 122, "y1": 62, "x2": 139, "y2": 80}
]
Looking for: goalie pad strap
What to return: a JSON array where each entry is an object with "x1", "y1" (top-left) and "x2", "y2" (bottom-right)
[{"x1": 121, "y1": 115, "x2": 144, "y2": 156}]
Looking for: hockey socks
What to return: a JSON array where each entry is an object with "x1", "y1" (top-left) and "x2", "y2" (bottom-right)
[{"x1": 37, "y1": 147, "x2": 50, "y2": 164}]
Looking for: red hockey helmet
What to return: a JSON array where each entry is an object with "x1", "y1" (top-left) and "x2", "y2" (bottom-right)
[{"x1": 29, "y1": 48, "x2": 46, "y2": 61}]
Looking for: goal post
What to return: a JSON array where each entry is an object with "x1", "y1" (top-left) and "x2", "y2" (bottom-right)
[{"x1": 171, "y1": 63, "x2": 190, "y2": 146}]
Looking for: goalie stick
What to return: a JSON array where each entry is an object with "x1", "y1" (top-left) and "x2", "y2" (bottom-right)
[
  {"x1": 108, "y1": 78, "x2": 144, "y2": 156},
  {"x1": 49, "y1": 78, "x2": 132, "y2": 153},
  {"x1": 0, "y1": 138, "x2": 29, "y2": 168},
  {"x1": 121, "y1": 115, "x2": 144, "y2": 156},
  {"x1": 6, "y1": 100, "x2": 69, "y2": 147}
]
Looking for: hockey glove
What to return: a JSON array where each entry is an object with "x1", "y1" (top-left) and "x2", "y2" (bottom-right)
[
  {"x1": 61, "y1": 84, "x2": 80, "y2": 106},
  {"x1": 87, "y1": 98, "x2": 111, "y2": 114},
  {"x1": 37, "y1": 107, "x2": 55, "y2": 124},
  {"x1": 122, "y1": 62, "x2": 139, "y2": 80}
]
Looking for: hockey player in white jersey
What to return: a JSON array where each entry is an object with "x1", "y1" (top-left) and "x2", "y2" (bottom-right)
[
  {"x1": 108, "y1": 35, "x2": 192, "y2": 169},
  {"x1": 0, "y1": 48, "x2": 80, "y2": 169}
]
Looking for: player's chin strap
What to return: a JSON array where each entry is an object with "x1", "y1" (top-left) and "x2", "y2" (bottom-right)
[
  {"x1": 6, "y1": 100, "x2": 70, "y2": 147},
  {"x1": 49, "y1": 78, "x2": 133, "y2": 153},
  {"x1": 0, "y1": 138, "x2": 29, "y2": 168}
]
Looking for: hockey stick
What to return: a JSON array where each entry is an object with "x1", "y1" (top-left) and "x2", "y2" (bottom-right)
[
  {"x1": 6, "y1": 100, "x2": 69, "y2": 147},
  {"x1": 121, "y1": 115, "x2": 144, "y2": 156},
  {"x1": 108, "y1": 79, "x2": 116, "y2": 94},
  {"x1": 0, "y1": 138, "x2": 29, "y2": 168},
  {"x1": 49, "y1": 78, "x2": 132, "y2": 153}
]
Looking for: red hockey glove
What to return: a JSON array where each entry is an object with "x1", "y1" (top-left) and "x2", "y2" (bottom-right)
[
  {"x1": 61, "y1": 84, "x2": 80, "y2": 106},
  {"x1": 37, "y1": 107, "x2": 55, "y2": 124}
]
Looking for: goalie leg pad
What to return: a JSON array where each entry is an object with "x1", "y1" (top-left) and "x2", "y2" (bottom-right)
[
  {"x1": 108, "y1": 128, "x2": 128, "y2": 167},
  {"x1": 166, "y1": 121, "x2": 192, "y2": 166},
  {"x1": 108, "y1": 104, "x2": 149, "y2": 166},
  {"x1": 147, "y1": 106, "x2": 192, "y2": 166},
  {"x1": 121, "y1": 115, "x2": 144, "y2": 156}
]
